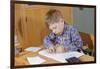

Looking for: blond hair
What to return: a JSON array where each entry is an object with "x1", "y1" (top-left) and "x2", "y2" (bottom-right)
[{"x1": 45, "y1": 9, "x2": 63, "y2": 25}]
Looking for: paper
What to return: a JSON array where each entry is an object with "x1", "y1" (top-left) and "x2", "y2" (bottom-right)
[
  {"x1": 27, "y1": 56, "x2": 45, "y2": 65},
  {"x1": 25, "y1": 47, "x2": 41, "y2": 52},
  {"x1": 39, "y1": 49, "x2": 84, "y2": 63}
]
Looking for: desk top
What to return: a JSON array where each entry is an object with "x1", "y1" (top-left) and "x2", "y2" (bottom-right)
[
  {"x1": 15, "y1": 48, "x2": 61, "y2": 66},
  {"x1": 15, "y1": 47, "x2": 94, "y2": 66}
]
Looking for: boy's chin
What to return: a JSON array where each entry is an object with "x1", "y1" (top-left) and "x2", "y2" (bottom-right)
[{"x1": 55, "y1": 32, "x2": 61, "y2": 35}]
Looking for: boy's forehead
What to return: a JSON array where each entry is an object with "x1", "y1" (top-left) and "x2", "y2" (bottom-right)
[
  {"x1": 49, "y1": 22, "x2": 58, "y2": 26},
  {"x1": 49, "y1": 18, "x2": 63, "y2": 23}
]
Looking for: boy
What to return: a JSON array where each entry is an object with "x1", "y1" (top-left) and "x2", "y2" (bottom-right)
[{"x1": 43, "y1": 9, "x2": 83, "y2": 53}]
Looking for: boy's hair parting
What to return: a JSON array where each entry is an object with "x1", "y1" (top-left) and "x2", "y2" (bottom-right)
[{"x1": 45, "y1": 9, "x2": 63, "y2": 25}]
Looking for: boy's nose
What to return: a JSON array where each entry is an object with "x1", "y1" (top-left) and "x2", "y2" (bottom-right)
[
  {"x1": 52, "y1": 30, "x2": 56, "y2": 33},
  {"x1": 52, "y1": 26, "x2": 56, "y2": 29}
]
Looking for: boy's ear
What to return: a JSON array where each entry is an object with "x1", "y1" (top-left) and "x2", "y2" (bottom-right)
[
  {"x1": 61, "y1": 20, "x2": 64, "y2": 25},
  {"x1": 60, "y1": 18, "x2": 64, "y2": 23}
]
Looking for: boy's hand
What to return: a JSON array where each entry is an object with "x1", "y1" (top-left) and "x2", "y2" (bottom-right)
[
  {"x1": 56, "y1": 46, "x2": 66, "y2": 53},
  {"x1": 47, "y1": 44, "x2": 56, "y2": 53}
]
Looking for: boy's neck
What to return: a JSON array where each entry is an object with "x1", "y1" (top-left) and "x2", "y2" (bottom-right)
[{"x1": 56, "y1": 32, "x2": 63, "y2": 36}]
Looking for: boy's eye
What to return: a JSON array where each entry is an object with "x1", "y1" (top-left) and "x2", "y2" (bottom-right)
[
  {"x1": 53, "y1": 26, "x2": 56, "y2": 29},
  {"x1": 49, "y1": 26, "x2": 55, "y2": 30}
]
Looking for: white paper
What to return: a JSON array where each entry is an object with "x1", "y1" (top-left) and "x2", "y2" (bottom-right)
[
  {"x1": 39, "y1": 49, "x2": 84, "y2": 63},
  {"x1": 25, "y1": 47, "x2": 41, "y2": 52},
  {"x1": 27, "y1": 56, "x2": 45, "y2": 65}
]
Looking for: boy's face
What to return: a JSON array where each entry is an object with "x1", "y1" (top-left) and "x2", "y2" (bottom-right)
[{"x1": 49, "y1": 19, "x2": 64, "y2": 35}]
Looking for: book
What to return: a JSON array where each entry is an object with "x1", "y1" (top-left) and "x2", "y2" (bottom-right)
[{"x1": 39, "y1": 49, "x2": 84, "y2": 63}]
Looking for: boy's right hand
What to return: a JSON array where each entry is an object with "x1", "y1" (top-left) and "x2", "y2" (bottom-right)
[{"x1": 47, "y1": 44, "x2": 56, "y2": 53}]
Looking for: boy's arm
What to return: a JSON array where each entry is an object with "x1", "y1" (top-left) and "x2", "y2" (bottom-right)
[
  {"x1": 43, "y1": 33, "x2": 57, "y2": 53},
  {"x1": 43, "y1": 33, "x2": 55, "y2": 49},
  {"x1": 67, "y1": 26, "x2": 83, "y2": 51},
  {"x1": 43, "y1": 36, "x2": 51, "y2": 48}
]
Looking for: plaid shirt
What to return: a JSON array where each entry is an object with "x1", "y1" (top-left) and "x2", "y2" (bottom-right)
[{"x1": 43, "y1": 23, "x2": 83, "y2": 51}]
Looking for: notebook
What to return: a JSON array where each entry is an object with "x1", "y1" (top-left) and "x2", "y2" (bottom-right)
[
  {"x1": 27, "y1": 56, "x2": 45, "y2": 65},
  {"x1": 39, "y1": 49, "x2": 84, "y2": 63},
  {"x1": 25, "y1": 47, "x2": 41, "y2": 52}
]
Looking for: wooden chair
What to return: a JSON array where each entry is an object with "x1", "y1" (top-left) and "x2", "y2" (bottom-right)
[{"x1": 79, "y1": 32, "x2": 95, "y2": 56}]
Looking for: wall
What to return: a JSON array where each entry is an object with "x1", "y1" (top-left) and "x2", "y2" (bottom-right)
[{"x1": 73, "y1": 7, "x2": 95, "y2": 34}]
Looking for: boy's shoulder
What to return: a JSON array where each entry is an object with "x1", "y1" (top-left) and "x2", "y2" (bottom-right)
[
  {"x1": 45, "y1": 32, "x2": 55, "y2": 39},
  {"x1": 64, "y1": 23, "x2": 76, "y2": 31}
]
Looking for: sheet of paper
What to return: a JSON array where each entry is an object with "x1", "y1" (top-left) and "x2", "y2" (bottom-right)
[
  {"x1": 25, "y1": 47, "x2": 41, "y2": 52},
  {"x1": 39, "y1": 49, "x2": 84, "y2": 63},
  {"x1": 27, "y1": 56, "x2": 45, "y2": 65}
]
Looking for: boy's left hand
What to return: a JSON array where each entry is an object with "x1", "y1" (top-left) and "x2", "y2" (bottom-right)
[{"x1": 56, "y1": 46, "x2": 66, "y2": 53}]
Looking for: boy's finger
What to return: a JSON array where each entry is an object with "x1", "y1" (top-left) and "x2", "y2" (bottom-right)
[
  {"x1": 52, "y1": 48, "x2": 55, "y2": 53},
  {"x1": 47, "y1": 48, "x2": 51, "y2": 53},
  {"x1": 47, "y1": 49, "x2": 49, "y2": 52},
  {"x1": 49, "y1": 49, "x2": 52, "y2": 53},
  {"x1": 48, "y1": 48, "x2": 52, "y2": 53}
]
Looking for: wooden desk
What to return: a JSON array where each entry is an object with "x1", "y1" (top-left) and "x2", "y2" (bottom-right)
[
  {"x1": 15, "y1": 48, "x2": 61, "y2": 66},
  {"x1": 15, "y1": 47, "x2": 94, "y2": 66}
]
